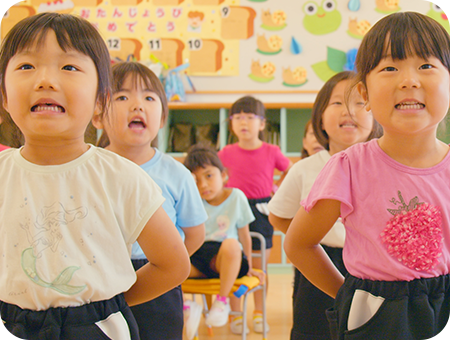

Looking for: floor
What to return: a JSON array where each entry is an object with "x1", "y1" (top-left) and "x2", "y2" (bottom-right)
[{"x1": 183, "y1": 271, "x2": 294, "y2": 340}]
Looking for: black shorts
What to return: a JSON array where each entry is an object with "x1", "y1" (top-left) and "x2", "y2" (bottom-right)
[
  {"x1": 248, "y1": 197, "x2": 273, "y2": 250},
  {"x1": 131, "y1": 259, "x2": 183, "y2": 340},
  {"x1": 327, "y1": 273, "x2": 450, "y2": 340},
  {"x1": 0, "y1": 294, "x2": 139, "y2": 340},
  {"x1": 190, "y1": 241, "x2": 249, "y2": 279},
  {"x1": 291, "y1": 245, "x2": 347, "y2": 340}
]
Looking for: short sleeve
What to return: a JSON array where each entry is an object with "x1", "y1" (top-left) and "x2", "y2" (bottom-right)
[
  {"x1": 273, "y1": 146, "x2": 291, "y2": 171},
  {"x1": 301, "y1": 152, "x2": 354, "y2": 219},
  {"x1": 175, "y1": 169, "x2": 208, "y2": 227},
  {"x1": 217, "y1": 145, "x2": 230, "y2": 167},
  {"x1": 235, "y1": 189, "x2": 255, "y2": 228},
  {"x1": 268, "y1": 165, "x2": 303, "y2": 219},
  {"x1": 122, "y1": 169, "x2": 165, "y2": 244}
]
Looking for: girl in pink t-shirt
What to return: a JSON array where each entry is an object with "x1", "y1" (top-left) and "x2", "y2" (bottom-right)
[
  {"x1": 285, "y1": 12, "x2": 450, "y2": 340},
  {"x1": 218, "y1": 95, "x2": 291, "y2": 333}
]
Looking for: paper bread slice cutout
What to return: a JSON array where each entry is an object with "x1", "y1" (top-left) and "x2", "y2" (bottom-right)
[
  {"x1": 189, "y1": 39, "x2": 225, "y2": 73},
  {"x1": 151, "y1": 39, "x2": 185, "y2": 69},
  {"x1": 109, "y1": 38, "x2": 143, "y2": 61},
  {"x1": 221, "y1": 6, "x2": 256, "y2": 40}
]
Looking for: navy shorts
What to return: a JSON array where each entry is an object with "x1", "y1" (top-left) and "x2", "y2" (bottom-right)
[
  {"x1": 131, "y1": 259, "x2": 183, "y2": 340},
  {"x1": 327, "y1": 273, "x2": 450, "y2": 340},
  {"x1": 291, "y1": 245, "x2": 347, "y2": 340},
  {"x1": 248, "y1": 197, "x2": 273, "y2": 250},
  {"x1": 190, "y1": 241, "x2": 249, "y2": 279},
  {"x1": 0, "y1": 294, "x2": 139, "y2": 340}
]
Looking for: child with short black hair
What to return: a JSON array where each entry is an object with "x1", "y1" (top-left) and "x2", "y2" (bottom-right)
[
  {"x1": 184, "y1": 143, "x2": 265, "y2": 335},
  {"x1": 0, "y1": 13, "x2": 190, "y2": 339},
  {"x1": 285, "y1": 12, "x2": 450, "y2": 339}
]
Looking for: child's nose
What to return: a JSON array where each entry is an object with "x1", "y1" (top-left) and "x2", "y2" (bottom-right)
[
  {"x1": 400, "y1": 70, "x2": 420, "y2": 89},
  {"x1": 131, "y1": 99, "x2": 144, "y2": 112},
  {"x1": 34, "y1": 68, "x2": 57, "y2": 91},
  {"x1": 341, "y1": 106, "x2": 351, "y2": 117}
]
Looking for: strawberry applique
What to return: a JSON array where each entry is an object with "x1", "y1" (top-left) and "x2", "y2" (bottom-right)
[{"x1": 380, "y1": 191, "x2": 443, "y2": 272}]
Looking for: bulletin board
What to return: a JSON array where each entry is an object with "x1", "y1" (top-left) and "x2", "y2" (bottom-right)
[{"x1": 1, "y1": 0, "x2": 449, "y2": 93}]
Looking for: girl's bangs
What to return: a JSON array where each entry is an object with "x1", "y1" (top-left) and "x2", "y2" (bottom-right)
[{"x1": 384, "y1": 28, "x2": 437, "y2": 62}]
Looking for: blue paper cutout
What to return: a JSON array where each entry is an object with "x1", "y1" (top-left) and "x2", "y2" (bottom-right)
[
  {"x1": 290, "y1": 37, "x2": 302, "y2": 55},
  {"x1": 348, "y1": 0, "x2": 360, "y2": 12},
  {"x1": 344, "y1": 48, "x2": 358, "y2": 71}
]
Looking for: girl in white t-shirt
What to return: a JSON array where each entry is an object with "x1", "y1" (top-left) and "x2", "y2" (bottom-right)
[
  {"x1": 268, "y1": 71, "x2": 381, "y2": 340},
  {"x1": 0, "y1": 13, "x2": 189, "y2": 339},
  {"x1": 285, "y1": 12, "x2": 450, "y2": 339}
]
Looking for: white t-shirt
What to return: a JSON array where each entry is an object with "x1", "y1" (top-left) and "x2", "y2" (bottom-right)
[
  {"x1": 268, "y1": 150, "x2": 345, "y2": 248},
  {"x1": 0, "y1": 146, "x2": 164, "y2": 310}
]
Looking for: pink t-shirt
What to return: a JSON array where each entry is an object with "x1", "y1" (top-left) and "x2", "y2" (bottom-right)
[
  {"x1": 218, "y1": 142, "x2": 290, "y2": 199},
  {"x1": 0, "y1": 144, "x2": 9, "y2": 152},
  {"x1": 303, "y1": 139, "x2": 450, "y2": 281}
]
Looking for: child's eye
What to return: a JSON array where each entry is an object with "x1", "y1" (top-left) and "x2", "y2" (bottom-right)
[
  {"x1": 62, "y1": 65, "x2": 78, "y2": 71},
  {"x1": 420, "y1": 64, "x2": 433, "y2": 70},
  {"x1": 115, "y1": 95, "x2": 128, "y2": 101},
  {"x1": 145, "y1": 96, "x2": 155, "y2": 101},
  {"x1": 331, "y1": 101, "x2": 342, "y2": 106},
  {"x1": 382, "y1": 66, "x2": 397, "y2": 72},
  {"x1": 18, "y1": 64, "x2": 33, "y2": 70}
]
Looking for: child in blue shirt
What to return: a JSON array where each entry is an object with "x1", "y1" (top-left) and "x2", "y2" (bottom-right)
[
  {"x1": 93, "y1": 61, "x2": 207, "y2": 340},
  {"x1": 184, "y1": 143, "x2": 265, "y2": 335}
]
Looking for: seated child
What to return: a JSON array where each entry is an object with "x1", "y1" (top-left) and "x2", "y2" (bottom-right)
[{"x1": 184, "y1": 143, "x2": 265, "y2": 334}]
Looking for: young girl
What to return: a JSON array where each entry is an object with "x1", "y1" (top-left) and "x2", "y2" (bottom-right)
[
  {"x1": 93, "y1": 61, "x2": 207, "y2": 340},
  {"x1": 184, "y1": 144, "x2": 265, "y2": 335},
  {"x1": 0, "y1": 13, "x2": 190, "y2": 339},
  {"x1": 268, "y1": 71, "x2": 381, "y2": 340},
  {"x1": 218, "y1": 95, "x2": 291, "y2": 332},
  {"x1": 285, "y1": 12, "x2": 450, "y2": 339},
  {"x1": 301, "y1": 119, "x2": 324, "y2": 159}
]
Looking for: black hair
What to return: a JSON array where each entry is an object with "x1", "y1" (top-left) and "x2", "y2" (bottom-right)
[
  {"x1": 184, "y1": 143, "x2": 224, "y2": 173},
  {"x1": 355, "y1": 11, "x2": 450, "y2": 88}
]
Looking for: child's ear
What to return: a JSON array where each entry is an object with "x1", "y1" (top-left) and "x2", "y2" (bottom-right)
[
  {"x1": 259, "y1": 118, "x2": 266, "y2": 131},
  {"x1": 357, "y1": 82, "x2": 371, "y2": 112},
  {"x1": 2, "y1": 95, "x2": 8, "y2": 113},
  {"x1": 91, "y1": 100, "x2": 104, "y2": 129},
  {"x1": 221, "y1": 168, "x2": 228, "y2": 183},
  {"x1": 91, "y1": 112, "x2": 104, "y2": 130}
]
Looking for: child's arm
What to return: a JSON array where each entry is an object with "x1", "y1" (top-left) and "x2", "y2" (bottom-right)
[
  {"x1": 284, "y1": 199, "x2": 344, "y2": 298},
  {"x1": 268, "y1": 213, "x2": 292, "y2": 234},
  {"x1": 237, "y1": 226, "x2": 265, "y2": 283},
  {"x1": 124, "y1": 206, "x2": 190, "y2": 306},
  {"x1": 181, "y1": 223, "x2": 205, "y2": 256},
  {"x1": 274, "y1": 160, "x2": 293, "y2": 189}
]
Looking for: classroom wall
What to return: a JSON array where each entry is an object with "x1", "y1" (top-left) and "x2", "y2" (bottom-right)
[{"x1": 2, "y1": 0, "x2": 449, "y2": 105}]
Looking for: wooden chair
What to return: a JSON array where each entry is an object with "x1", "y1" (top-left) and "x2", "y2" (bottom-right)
[{"x1": 182, "y1": 232, "x2": 267, "y2": 340}]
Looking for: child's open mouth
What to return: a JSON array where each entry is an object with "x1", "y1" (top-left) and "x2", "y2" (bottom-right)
[
  {"x1": 31, "y1": 104, "x2": 65, "y2": 113},
  {"x1": 128, "y1": 118, "x2": 147, "y2": 129},
  {"x1": 395, "y1": 102, "x2": 425, "y2": 110},
  {"x1": 339, "y1": 120, "x2": 357, "y2": 128}
]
